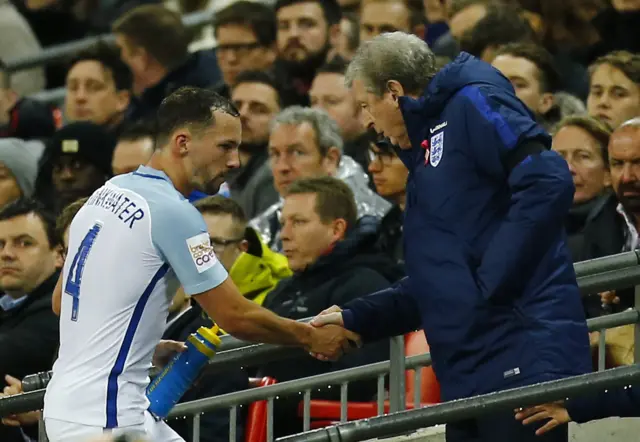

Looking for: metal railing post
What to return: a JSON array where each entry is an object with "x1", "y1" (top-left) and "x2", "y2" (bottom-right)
[
  {"x1": 38, "y1": 415, "x2": 48, "y2": 442},
  {"x1": 635, "y1": 285, "x2": 640, "y2": 363},
  {"x1": 388, "y1": 335, "x2": 406, "y2": 412}
]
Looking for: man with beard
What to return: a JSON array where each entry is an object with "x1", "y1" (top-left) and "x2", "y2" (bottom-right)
[
  {"x1": 43, "y1": 87, "x2": 360, "y2": 442},
  {"x1": 228, "y1": 71, "x2": 282, "y2": 218},
  {"x1": 274, "y1": 0, "x2": 342, "y2": 106}
]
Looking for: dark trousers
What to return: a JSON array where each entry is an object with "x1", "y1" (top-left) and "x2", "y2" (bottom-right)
[{"x1": 446, "y1": 412, "x2": 568, "y2": 442}]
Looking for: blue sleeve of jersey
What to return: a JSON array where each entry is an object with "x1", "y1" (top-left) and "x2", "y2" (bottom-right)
[
  {"x1": 151, "y1": 200, "x2": 229, "y2": 296},
  {"x1": 458, "y1": 87, "x2": 573, "y2": 302}
]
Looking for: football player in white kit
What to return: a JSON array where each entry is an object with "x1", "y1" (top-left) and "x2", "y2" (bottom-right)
[{"x1": 43, "y1": 87, "x2": 361, "y2": 442}]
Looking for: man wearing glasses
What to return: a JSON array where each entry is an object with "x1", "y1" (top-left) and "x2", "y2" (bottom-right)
[{"x1": 194, "y1": 195, "x2": 291, "y2": 305}]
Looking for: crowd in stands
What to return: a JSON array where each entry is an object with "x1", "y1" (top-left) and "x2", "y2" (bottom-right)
[{"x1": 0, "y1": 0, "x2": 639, "y2": 440}]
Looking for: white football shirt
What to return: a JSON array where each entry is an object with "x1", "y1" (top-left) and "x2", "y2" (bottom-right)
[{"x1": 44, "y1": 166, "x2": 228, "y2": 428}]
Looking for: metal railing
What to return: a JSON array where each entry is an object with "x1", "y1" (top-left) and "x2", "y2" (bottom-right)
[
  {"x1": 1, "y1": 251, "x2": 640, "y2": 442},
  {"x1": 3, "y1": 7, "x2": 218, "y2": 74},
  {"x1": 279, "y1": 364, "x2": 640, "y2": 442}
]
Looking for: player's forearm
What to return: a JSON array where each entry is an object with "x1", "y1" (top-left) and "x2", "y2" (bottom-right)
[{"x1": 226, "y1": 305, "x2": 314, "y2": 348}]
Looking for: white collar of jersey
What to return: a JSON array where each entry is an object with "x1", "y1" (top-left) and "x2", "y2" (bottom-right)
[{"x1": 0, "y1": 294, "x2": 28, "y2": 312}]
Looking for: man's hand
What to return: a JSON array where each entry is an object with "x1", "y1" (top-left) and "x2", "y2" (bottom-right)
[
  {"x1": 0, "y1": 375, "x2": 41, "y2": 427},
  {"x1": 152, "y1": 340, "x2": 187, "y2": 368},
  {"x1": 515, "y1": 401, "x2": 571, "y2": 436},
  {"x1": 600, "y1": 291, "x2": 620, "y2": 306},
  {"x1": 311, "y1": 305, "x2": 344, "y2": 327},
  {"x1": 307, "y1": 324, "x2": 361, "y2": 362}
]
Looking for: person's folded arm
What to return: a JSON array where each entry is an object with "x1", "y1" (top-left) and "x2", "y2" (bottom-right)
[
  {"x1": 341, "y1": 277, "x2": 422, "y2": 342},
  {"x1": 459, "y1": 87, "x2": 573, "y2": 302}
]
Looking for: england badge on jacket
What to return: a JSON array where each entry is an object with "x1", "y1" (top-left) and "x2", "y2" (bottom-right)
[{"x1": 430, "y1": 131, "x2": 444, "y2": 167}]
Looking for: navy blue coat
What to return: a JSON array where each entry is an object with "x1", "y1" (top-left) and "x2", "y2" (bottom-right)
[{"x1": 342, "y1": 53, "x2": 592, "y2": 401}]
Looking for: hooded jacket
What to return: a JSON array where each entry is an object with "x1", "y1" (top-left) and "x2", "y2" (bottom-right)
[
  {"x1": 340, "y1": 53, "x2": 592, "y2": 401},
  {"x1": 250, "y1": 155, "x2": 391, "y2": 251},
  {"x1": 230, "y1": 227, "x2": 292, "y2": 306}
]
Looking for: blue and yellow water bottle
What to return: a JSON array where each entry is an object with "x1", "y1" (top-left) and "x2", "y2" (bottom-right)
[{"x1": 146, "y1": 325, "x2": 221, "y2": 418}]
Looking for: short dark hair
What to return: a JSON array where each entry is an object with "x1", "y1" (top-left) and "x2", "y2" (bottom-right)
[
  {"x1": 0, "y1": 198, "x2": 60, "y2": 248},
  {"x1": 459, "y1": 3, "x2": 535, "y2": 57},
  {"x1": 553, "y1": 115, "x2": 612, "y2": 165},
  {"x1": 69, "y1": 41, "x2": 133, "y2": 92},
  {"x1": 213, "y1": 1, "x2": 277, "y2": 47},
  {"x1": 154, "y1": 86, "x2": 240, "y2": 148},
  {"x1": 118, "y1": 119, "x2": 156, "y2": 143},
  {"x1": 55, "y1": 197, "x2": 89, "y2": 244},
  {"x1": 112, "y1": 5, "x2": 191, "y2": 70},
  {"x1": 232, "y1": 70, "x2": 283, "y2": 107},
  {"x1": 194, "y1": 195, "x2": 247, "y2": 237},
  {"x1": 317, "y1": 56, "x2": 348, "y2": 75},
  {"x1": 286, "y1": 176, "x2": 357, "y2": 229},
  {"x1": 275, "y1": 0, "x2": 342, "y2": 26},
  {"x1": 494, "y1": 42, "x2": 560, "y2": 93},
  {"x1": 589, "y1": 51, "x2": 640, "y2": 86}
]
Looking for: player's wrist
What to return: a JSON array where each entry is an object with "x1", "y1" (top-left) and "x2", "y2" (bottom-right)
[{"x1": 296, "y1": 322, "x2": 315, "y2": 350}]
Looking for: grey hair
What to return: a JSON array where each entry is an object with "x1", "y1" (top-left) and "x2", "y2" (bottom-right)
[
  {"x1": 345, "y1": 32, "x2": 437, "y2": 96},
  {"x1": 270, "y1": 106, "x2": 343, "y2": 155}
]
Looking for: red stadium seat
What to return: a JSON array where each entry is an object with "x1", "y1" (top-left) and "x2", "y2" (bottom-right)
[
  {"x1": 245, "y1": 377, "x2": 277, "y2": 442},
  {"x1": 297, "y1": 331, "x2": 440, "y2": 429}
]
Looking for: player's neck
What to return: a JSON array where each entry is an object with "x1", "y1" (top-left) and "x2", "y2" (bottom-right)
[{"x1": 147, "y1": 154, "x2": 193, "y2": 198}]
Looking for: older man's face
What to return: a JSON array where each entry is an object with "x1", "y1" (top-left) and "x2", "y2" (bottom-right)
[{"x1": 351, "y1": 78, "x2": 410, "y2": 149}]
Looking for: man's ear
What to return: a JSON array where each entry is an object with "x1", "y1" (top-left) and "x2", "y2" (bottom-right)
[
  {"x1": 331, "y1": 218, "x2": 348, "y2": 242},
  {"x1": 239, "y1": 239, "x2": 249, "y2": 253},
  {"x1": 328, "y1": 23, "x2": 342, "y2": 52},
  {"x1": 386, "y1": 80, "x2": 406, "y2": 101},
  {"x1": 115, "y1": 89, "x2": 131, "y2": 114},
  {"x1": 322, "y1": 146, "x2": 342, "y2": 175},
  {"x1": 172, "y1": 130, "x2": 191, "y2": 157},
  {"x1": 53, "y1": 244, "x2": 65, "y2": 269},
  {"x1": 538, "y1": 92, "x2": 555, "y2": 116}
]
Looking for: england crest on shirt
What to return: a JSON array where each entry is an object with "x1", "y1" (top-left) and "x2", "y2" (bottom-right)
[{"x1": 430, "y1": 131, "x2": 444, "y2": 167}]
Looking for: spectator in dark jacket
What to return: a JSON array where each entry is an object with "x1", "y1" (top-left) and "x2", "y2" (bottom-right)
[
  {"x1": 367, "y1": 138, "x2": 407, "y2": 265},
  {"x1": 552, "y1": 116, "x2": 612, "y2": 244},
  {"x1": 259, "y1": 176, "x2": 402, "y2": 437},
  {"x1": 313, "y1": 33, "x2": 591, "y2": 442},
  {"x1": 113, "y1": 5, "x2": 223, "y2": 122},
  {"x1": 0, "y1": 198, "x2": 62, "y2": 442},
  {"x1": 0, "y1": 60, "x2": 56, "y2": 140},
  {"x1": 64, "y1": 42, "x2": 133, "y2": 138}
]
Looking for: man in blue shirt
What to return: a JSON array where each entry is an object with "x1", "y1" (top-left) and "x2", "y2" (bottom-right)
[{"x1": 311, "y1": 33, "x2": 591, "y2": 442}]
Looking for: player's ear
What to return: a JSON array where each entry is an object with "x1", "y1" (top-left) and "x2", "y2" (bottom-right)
[{"x1": 174, "y1": 130, "x2": 191, "y2": 157}]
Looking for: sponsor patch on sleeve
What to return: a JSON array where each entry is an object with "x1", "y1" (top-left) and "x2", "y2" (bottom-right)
[{"x1": 186, "y1": 232, "x2": 217, "y2": 273}]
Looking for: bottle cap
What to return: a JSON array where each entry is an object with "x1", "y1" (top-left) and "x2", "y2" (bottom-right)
[{"x1": 197, "y1": 325, "x2": 222, "y2": 347}]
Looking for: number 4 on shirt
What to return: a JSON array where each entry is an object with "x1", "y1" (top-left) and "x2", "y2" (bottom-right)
[{"x1": 65, "y1": 222, "x2": 103, "y2": 321}]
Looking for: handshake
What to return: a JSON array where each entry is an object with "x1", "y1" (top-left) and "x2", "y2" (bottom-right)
[{"x1": 305, "y1": 305, "x2": 362, "y2": 362}]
